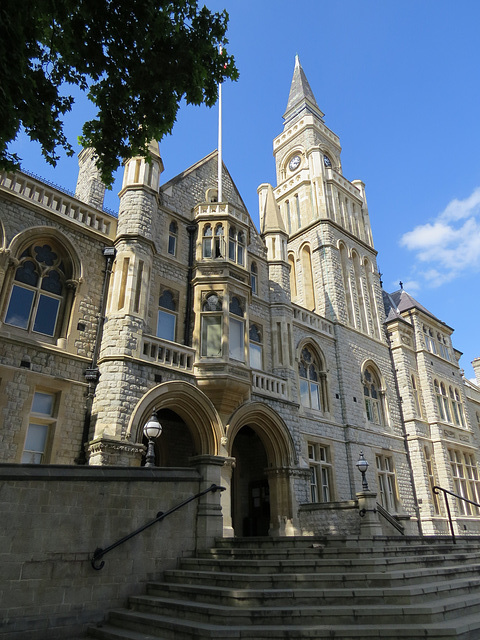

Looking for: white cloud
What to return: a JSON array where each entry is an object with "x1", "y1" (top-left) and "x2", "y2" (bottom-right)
[
  {"x1": 399, "y1": 187, "x2": 480, "y2": 288},
  {"x1": 439, "y1": 187, "x2": 480, "y2": 222}
]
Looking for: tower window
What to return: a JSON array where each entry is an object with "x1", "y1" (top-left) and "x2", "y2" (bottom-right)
[
  {"x1": 229, "y1": 296, "x2": 245, "y2": 362},
  {"x1": 201, "y1": 293, "x2": 223, "y2": 357},
  {"x1": 168, "y1": 221, "x2": 178, "y2": 256},
  {"x1": 249, "y1": 323, "x2": 263, "y2": 369},
  {"x1": 157, "y1": 289, "x2": 177, "y2": 342},
  {"x1": 323, "y1": 154, "x2": 332, "y2": 168},
  {"x1": 250, "y1": 262, "x2": 258, "y2": 294}
]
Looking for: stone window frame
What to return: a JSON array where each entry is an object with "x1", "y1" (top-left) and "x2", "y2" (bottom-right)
[
  {"x1": 229, "y1": 295, "x2": 246, "y2": 362},
  {"x1": 375, "y1": 454, "x2": 398, "y2": 512},
  {"x1": 423, "y1": 444, "x2": 441, "y2": 515},
  {"x1": 297, "y1": 343, "x2": 328, "y2": 413},
  {"x1": 250, "y1": 261, "x2": 258, "y2": 295},
  {"x1": 411, "y1": 373, "x2": 423, "y2": 418},
  {"x1": 1, "y1": 233, "x2": 79, "y2": 344},
  {"x1": 248, "y1": 322, "x2": 263, "y2": 370},
  {"x1": 21, "y1": 389, "x2": 59, "y2": 464},
  {"x1": 168, "y1": 220, "x2": 178, "y2": 257},
  {"x1": 448, "y1": 449, "x2": 480, "y2": 515},
  {"x1": 307, "y1": 441, "x2": 334, "y2": 503},
  {"x1": 362, "y1": 363, "x2": 387, "y2": 427},
  {"x1": 200, "y1": 291, "x2": 223, "y2": 358},
  {"x1": 157, "y1": 288, "x2": 179, "y2": 342}
]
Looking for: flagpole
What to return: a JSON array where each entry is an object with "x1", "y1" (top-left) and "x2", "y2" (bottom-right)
[{"x1": 218, "y1": 49, "x2": 223, "y2": 203}]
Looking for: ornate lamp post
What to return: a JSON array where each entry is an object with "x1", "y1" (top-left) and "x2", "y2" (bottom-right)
[
  {"x1": 356, "y1": 450, "x2": 369, "y2": 491},
  {"x1": 143, "y1": 409, "x2": 162, "y2": 467}
]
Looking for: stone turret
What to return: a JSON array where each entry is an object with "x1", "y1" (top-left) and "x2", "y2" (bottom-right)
[{"x1": 75, "y1": 147, "x2": 106, "y2": 210}]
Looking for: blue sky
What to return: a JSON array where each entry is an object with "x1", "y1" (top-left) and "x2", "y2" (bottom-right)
[{"x1": 8, "y1": 0, "x2": 480, "y2": 378}]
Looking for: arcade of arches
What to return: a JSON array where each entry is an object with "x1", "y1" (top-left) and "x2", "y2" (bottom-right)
[{"x1": 130, "y1": 382, "x2": 299, "y2": 537}]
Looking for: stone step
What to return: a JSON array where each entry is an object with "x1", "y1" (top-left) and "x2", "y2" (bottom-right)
[
  {"x1": 199, "y1": 543, "x2": 480, "y2": 560},
  {"x1": 164, "y1": 561, "x2": 480, "y2": 589},
  {"x1": 213, "y1": 535, "x2": 480, "y2": 550},
  {"x1": 146, "y1": 574, "x2": 480, "y2": 606},
  {"x1": 193, "y1": 550, "x2": 477, "y2": 567},
  {"x1": 127, "y1": 591, "x2": 480, "y2": 626},
  {"x1": 88, "y1": 611, "x2": 480, "y2": 640}
]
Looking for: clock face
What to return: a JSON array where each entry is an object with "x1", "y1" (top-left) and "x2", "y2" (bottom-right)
[
  {"x1": 288, "y1": 155, "x2": 301, "y2": 171},
  {"x1": 323, "y1": 155, "x2": 332, "y2": 168}
]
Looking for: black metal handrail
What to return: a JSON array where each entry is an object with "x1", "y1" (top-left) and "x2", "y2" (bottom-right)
[
  {"x1": 433, "y1": 485, "x2": 480, "y2": 544},
  {"x1": 376, "y1": 502, "x2": 405, "y2": 535},
  {"x1": 91, "y1": 483, "x2": 225, "y2": 570}
]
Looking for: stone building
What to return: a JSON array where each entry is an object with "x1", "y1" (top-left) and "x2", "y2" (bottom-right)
[{"x1": 1, "y1": 55, "x2": 480, "y2": 540}]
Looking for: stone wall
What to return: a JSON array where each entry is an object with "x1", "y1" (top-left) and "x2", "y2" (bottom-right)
[{"x1": 0, "y1": 464, "x2": 223, "y2": 639}]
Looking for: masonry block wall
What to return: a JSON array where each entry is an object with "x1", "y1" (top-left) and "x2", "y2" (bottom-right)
[{"x1": 0, "y1": 466, "x2": 217, "y2": 640}]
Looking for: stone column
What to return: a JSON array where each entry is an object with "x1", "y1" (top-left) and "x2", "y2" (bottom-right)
[
  {"x1": 220, "y1": 457, "x2": 235, "y2": 538},
  {"x1": 357, "y1": 491, "x2": 383, "y2": 536},
  {"x1": 191, "y1": 455, "x2": 226, "y2": 549}
]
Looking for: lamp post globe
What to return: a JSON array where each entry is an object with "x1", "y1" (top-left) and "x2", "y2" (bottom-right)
[
  {"x1": 143, "y1": 410, "x2": 162, "y2": 468},
  {"x1": 356, "y1": 451, "x2": 370, "y2": 491}
]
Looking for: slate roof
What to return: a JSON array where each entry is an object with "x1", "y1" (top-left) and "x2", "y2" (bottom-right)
[{"x1": 283, "y1": 55, "x2": 325, "y2": 124}]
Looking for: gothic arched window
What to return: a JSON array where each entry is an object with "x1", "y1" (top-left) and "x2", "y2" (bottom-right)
[
  {"x1": 363, "y1": 366, "x2": 384, "y2": 426},
  {"x1": 299, "y1": 346, "x2": 325, "y2": 411},
  {"x1": 4, "y1": 240, "x2": 72, "y2": 337}
]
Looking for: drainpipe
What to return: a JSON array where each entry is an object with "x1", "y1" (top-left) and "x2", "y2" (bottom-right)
[
  {"x1": 384, "y1": 320, "x2": 423, "y2": 536},
  {"x1": 75, "y1": 246, "x2": 115, "y2": 464},
  {"x1": 184, "y1": 223, "x2": 197, "y2": 347}
]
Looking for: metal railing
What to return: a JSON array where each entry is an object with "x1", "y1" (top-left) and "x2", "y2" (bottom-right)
[
  {"x1": 91, "y1": 484, "x2": 225, "y2": 570},
  {"x1": 376, "y1": 502, "x2": 405, "y2": 535},
  {"x1": 433, "y1": 485, "x2": 480, "y2": 544}
]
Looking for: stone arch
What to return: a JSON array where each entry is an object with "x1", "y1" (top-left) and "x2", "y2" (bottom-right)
[
  {"x1": 282, "y1": 146, "x2": 305, "y2": 177},
  {"x1": 296, "y1": 338, "x2": 330, "y2": 413},
  {"x1": 127, "y1": 380, "x2": 223, "y2": 456},
  {"x1": 226, "y1": 401, "x2": 297, "y2": 467},
  {"x1": 225, "y1": 402, "x2": 299, "y2": 536},
  {"x1": 7, "y1": 226, "x2": 83, "y2": 281}
]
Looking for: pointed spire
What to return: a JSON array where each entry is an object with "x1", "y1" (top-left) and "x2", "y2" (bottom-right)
[
  {"x1": 283, "y1": 55, "x2": 324, "y2": 125},
  {"x1": 261, "y1": 184, "x2": 286, "y2": 234}
]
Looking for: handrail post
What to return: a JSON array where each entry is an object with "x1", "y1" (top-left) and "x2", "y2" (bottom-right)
[{"x1": 443, "y1": 492, "x2": 456, "y2": 544}]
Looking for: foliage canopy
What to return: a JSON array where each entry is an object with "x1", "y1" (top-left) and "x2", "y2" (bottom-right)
[{"x1": 0, "y1": 0, "x2": 237, "y2": 186}]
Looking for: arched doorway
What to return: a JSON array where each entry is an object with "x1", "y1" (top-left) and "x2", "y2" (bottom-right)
[
  {"x1": 227, "y1": 403, "x2": 298, "y2": 538},
  {"x1": 127, "y1": 380, "x2": 223, "y2": 460},
  {"x1": 231, "y1": 426, "x2": 270, "y2": 536},
  {"x1": 141, "y1": 408, "x2": 196, "y2": 466}
]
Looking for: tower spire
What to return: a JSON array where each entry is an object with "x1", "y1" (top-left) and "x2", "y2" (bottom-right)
[{"x1": 283, "y1": 55, "x2": 324, "y2": 125}]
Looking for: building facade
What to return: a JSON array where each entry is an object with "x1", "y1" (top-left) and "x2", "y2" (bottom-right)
[{"x1": 1, "y1": 57, "x2": 479, "y2": 538}]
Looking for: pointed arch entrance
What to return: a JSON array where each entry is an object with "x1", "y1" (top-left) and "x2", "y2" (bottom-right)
[
  {"x1": 226, "y1": 402, "x2": 298, "y2": 537},
  {"x1": 127, "y1": 381, "x2": 223, "y2": 463}
]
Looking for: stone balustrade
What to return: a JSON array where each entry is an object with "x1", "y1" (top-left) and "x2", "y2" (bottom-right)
[
  {"x1": 0, "y1": 170, "x2": 116, "y2": 238},
  {"x1": 252, "y1": 370, "x2": 289, "y2": 400},
  {"x1": 292, "y1": 304, "x2": 334, "y2": 337},
  {"x1": 140, "y1": 335, "x2": 195, "y2": 371},
  {"x1": 194, "y1": 202, "x2": 249, "y2": 226}
]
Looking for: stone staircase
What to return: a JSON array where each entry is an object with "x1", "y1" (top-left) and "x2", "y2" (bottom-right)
[{"x1": 88, "y1": 535, "x2": 480, "y2": 639}]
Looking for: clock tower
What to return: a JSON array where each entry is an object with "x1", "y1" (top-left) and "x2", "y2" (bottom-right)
[{"x1": 263, "y1": 55, "x2": 382, "y2": 337}]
